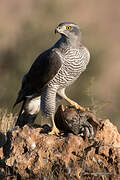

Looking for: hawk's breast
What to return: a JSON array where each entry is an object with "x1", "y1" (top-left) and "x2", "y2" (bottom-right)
[{"x1": 48, "y1": 47, "x2": 90, "y2": 88}]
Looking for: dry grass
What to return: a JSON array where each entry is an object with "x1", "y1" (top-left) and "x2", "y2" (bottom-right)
[{"x1": 0, "y1": 109, "x2": 17, "y2": 134}]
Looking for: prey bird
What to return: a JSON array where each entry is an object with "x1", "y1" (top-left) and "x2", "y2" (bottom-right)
[{"x1": 14, "y1": 22, "x2": 90, "y2": 135}]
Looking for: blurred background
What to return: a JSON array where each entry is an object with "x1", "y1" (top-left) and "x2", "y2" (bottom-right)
[{"x1": 0, "y1": 0, "x2": 120, "y2": 129}]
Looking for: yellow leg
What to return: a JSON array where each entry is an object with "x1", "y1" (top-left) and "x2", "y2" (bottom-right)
[
  {"x1": 65, "y1": 97, "x2": 87, "y2": 111},
  {"x1": 57, "y1": 88, "x2": 89, "y2": 111},
  {"x1": 49, "y1": 114, "x2": 60, "y2": 135}
]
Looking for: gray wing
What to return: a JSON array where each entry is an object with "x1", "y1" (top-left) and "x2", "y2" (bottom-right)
[{"x1": 14, "y1": 48, "x2": 62, "y2": 107}]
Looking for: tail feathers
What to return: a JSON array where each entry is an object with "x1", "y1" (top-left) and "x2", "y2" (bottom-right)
[
  {"x1": 15, "y1": 99, "x2": 26, "y2": 126},
  {"x1": 13, "y1": 91, "x2": 25, "y2": 109},
  {"x1": 13, "y1": 101, "x2": 19, "y2": 109}
]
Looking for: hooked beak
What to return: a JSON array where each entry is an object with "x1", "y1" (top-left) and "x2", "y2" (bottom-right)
[{"x1": 55, "y1": 26, "x2": 64, "y2": 34}]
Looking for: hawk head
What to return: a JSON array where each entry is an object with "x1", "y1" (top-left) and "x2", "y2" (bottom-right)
[{"x1": 55, "y1": 22, "x2": 82, "y2": 40}]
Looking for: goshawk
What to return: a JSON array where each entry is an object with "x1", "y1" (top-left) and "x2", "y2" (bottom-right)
[{"x1": 14, "y1": 22, "x2": 90, "y2": 135}]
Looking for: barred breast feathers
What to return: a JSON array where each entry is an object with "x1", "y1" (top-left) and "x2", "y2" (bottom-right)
[
  {"x1": 48, "y1": 45, "x2": 90, "y2": 89},
  {"x1": 54, "y1": 45, "x2": 90, "y2": 69}
]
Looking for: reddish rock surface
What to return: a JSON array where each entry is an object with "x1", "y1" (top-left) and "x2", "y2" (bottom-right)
[{"x1": 0, "y1": 106, "x2": 120, "y2": 179}]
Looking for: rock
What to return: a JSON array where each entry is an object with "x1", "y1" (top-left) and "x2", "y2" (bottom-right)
[
  {"x1": 0, "y1": 105, "x2": 120, "y2": 179},
  {"x1": 95, "y1": 119, "x2": 120, "y2": 147}
]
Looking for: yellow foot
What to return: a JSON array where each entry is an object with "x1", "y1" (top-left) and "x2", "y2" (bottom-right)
[
  {"x1": 49, "y1": 126, "x2": 60, "y2": 135},
  {"x1": 71, "y1": 102, "x2": 89, "y2": 111}
]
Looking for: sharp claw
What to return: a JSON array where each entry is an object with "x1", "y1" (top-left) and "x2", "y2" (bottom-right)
[
  {"x1": 77, "y1": 105, "x2": 86, "y2": 111},
  {"x1": 79, "y1": 106, "x2": 90, "y2": 111},
  {"x1": 72, "y1": 103, "x2": 89, "y2": 112},
  {"x1": 49, "y1": 127, "x2": 60, "y2": 135}
]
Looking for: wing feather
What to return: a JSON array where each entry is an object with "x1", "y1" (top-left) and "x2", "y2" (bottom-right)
[{"x1": 14, "y1": 48, "x2": 61, "y2": 106}]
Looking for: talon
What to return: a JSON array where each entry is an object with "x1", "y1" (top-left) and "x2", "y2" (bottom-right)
[
  {"x1": 75, "y1": 104, "x2": 86, "y2": 111},
  {"x1": 49, "y1": 114, "x2": 60, "y2": 135},
  {"x1": 72, "y1": 103, "x2": 89, "y2": 112},
  {"x1": 78, "y1": 106, "x2": 90, "y2": 112},
  {"x1": 49, "y1": 127, "x2": 60, "y2": 135}
]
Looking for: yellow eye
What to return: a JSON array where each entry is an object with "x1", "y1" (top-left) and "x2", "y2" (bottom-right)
[{"x1": 66, "y1": 26, "x2": 71, "y2": 30}]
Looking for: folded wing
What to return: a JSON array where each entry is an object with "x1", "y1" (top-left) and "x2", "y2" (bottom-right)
[{"x1": 14, "y1": 48, "x2": 62, "y2": 107}]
